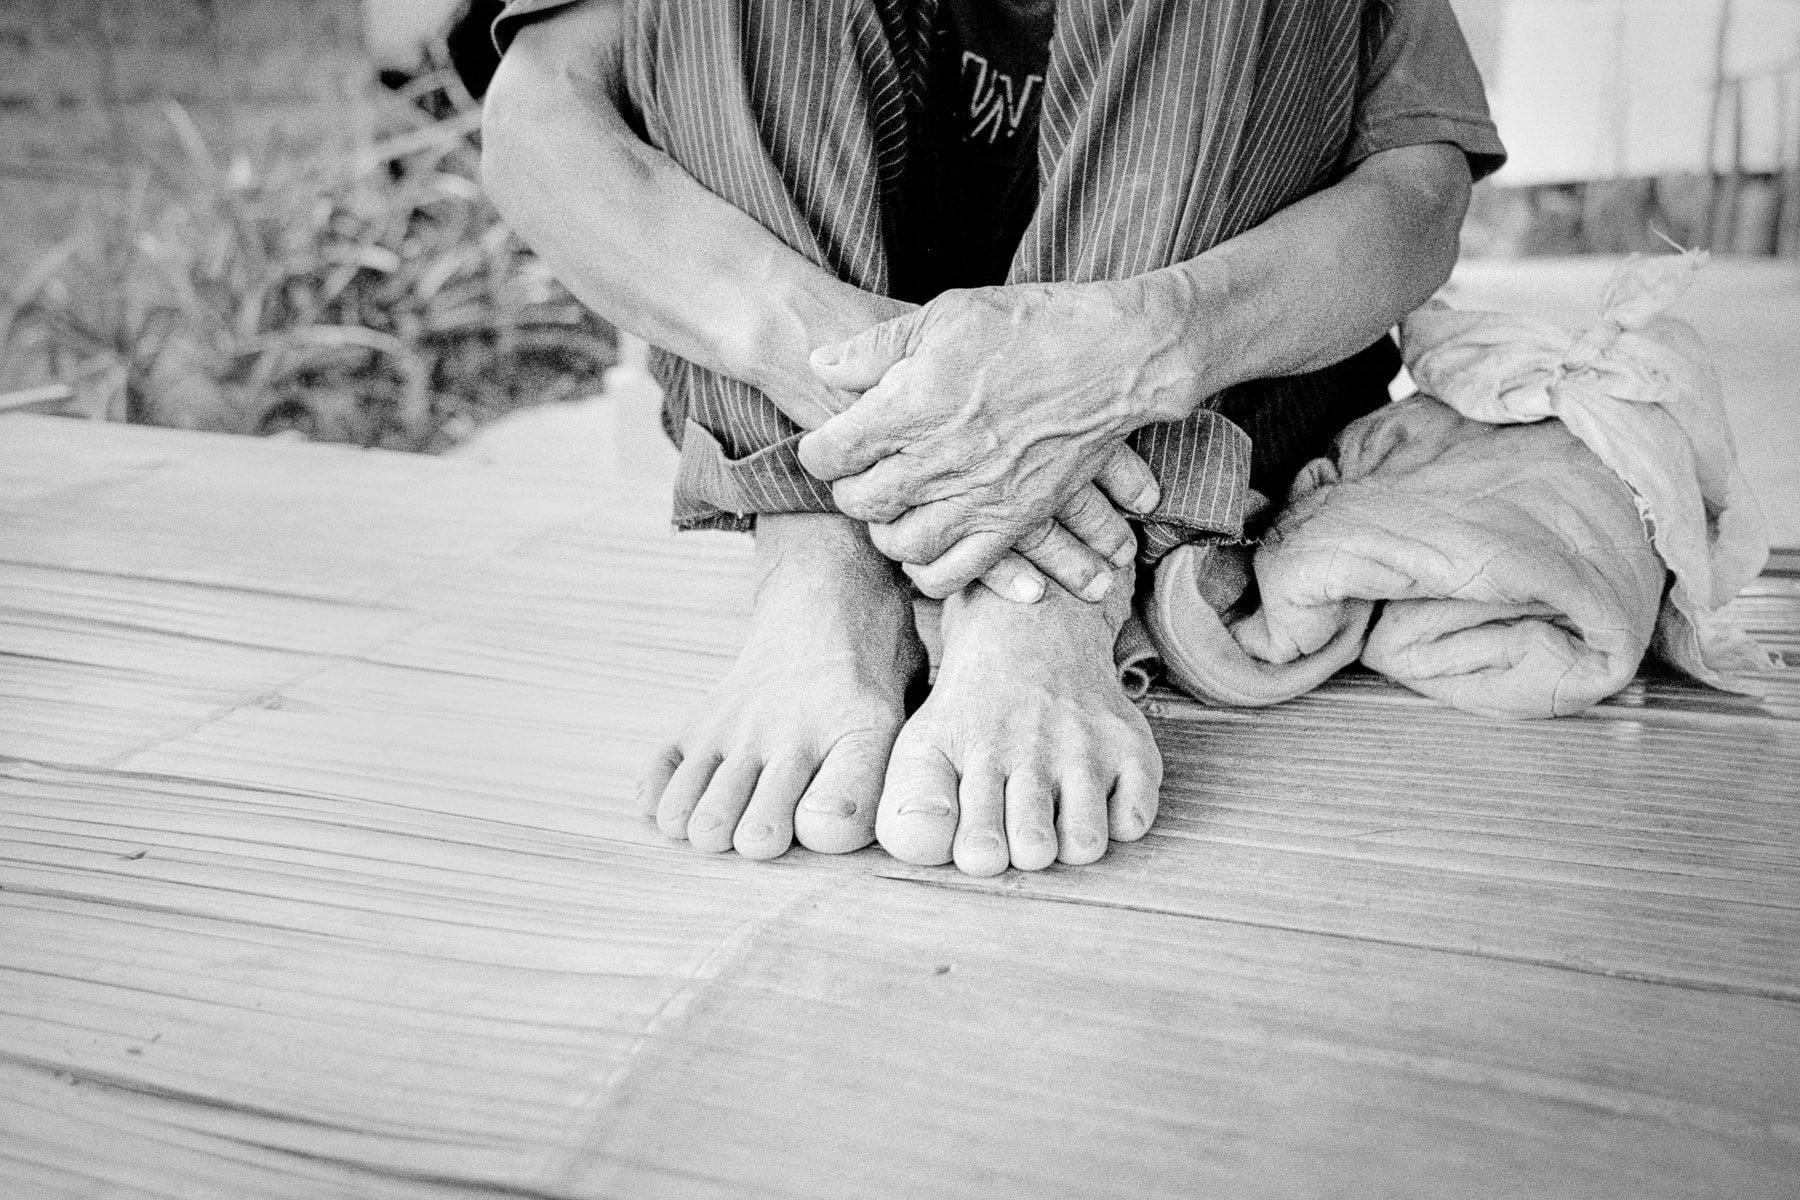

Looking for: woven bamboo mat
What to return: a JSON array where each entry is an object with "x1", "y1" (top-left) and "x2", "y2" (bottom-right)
[{"x1": 2, "y1": 413, "x2": 1796, "y2": 1199}]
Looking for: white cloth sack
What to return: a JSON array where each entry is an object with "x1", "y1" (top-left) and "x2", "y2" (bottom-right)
[{"x1": 1145, "y1": 253, "x2": 1778, "y2": 719}]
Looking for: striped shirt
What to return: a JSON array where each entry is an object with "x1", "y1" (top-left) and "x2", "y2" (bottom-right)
[{"x1": 484, "y1": 0, "x2": 1505, "y2": 550}]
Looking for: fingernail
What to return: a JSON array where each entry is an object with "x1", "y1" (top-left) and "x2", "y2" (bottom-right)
[
  {"x1": 691, "y1": 812, "x2": 721, "y2": 832},
  {"x1": 1131, "y1": 483, "x2": 1160, "y2": 513},
  {"x1": 1109, "y1": 540, "x2": 1136, "y2": 567},
  {"x1": 811, "y1": 345, "x2": 841, "y2": 367},
  {"x1": 1013, "y1": 576, "x2": 1044, "y2": 603},
  {"x1": 1082, "y1": 572, "x2": 1113, "y2": 602},
  {"x1": 801, "y1": 794, "x2": 858, "y2": 817},
  {"x1": 899, "y1": 797, "x2": 954, "y2": 816},
  {"x1": 742, "y1": 822, "x2": 776, "y2": 841}
]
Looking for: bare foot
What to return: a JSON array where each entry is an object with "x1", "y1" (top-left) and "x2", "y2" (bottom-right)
[
  {"x1": 639, "y1": 514, "x2": 923, "y2": 858},
  {"x1": 877, "y1": 564, "x2": 1162, "y2": 875}
]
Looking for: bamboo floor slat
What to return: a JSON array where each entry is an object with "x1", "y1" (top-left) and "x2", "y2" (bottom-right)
[{"x1": 1, "y1": 413, "x2": 1796, "y2": 1199}]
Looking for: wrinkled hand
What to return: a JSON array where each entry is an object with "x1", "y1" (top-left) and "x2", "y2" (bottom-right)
[
  {"x1": 891, "y1": 449, "x2": 1154, "y2": 601},
  {"x1": 800, "y1": 282, "x2": 1192, "y2": 599}
]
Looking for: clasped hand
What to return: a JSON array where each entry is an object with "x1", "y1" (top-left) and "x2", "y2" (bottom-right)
[{"x1": 797, "y1": 282, "x2": 1190, "y2": 602}]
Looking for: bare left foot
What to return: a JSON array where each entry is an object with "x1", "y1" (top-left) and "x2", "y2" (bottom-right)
[{"x1": 876, "y1": 566, "x2": 1162, "y2": 875}]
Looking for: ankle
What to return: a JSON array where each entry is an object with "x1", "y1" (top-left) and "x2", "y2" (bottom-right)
[
  {"x1": 748, "y1": 514, "x2": 918, "y2": 653},
  {"x1": 940, "y1": 565, "x2": 1134, "y2": 666}
]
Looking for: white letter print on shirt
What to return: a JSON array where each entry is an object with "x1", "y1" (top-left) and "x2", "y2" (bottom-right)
[{"x1": 962, "y1": 51, "x2": 1042, "y2": 143}]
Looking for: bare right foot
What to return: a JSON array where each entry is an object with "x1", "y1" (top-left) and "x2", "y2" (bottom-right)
[{"x1": 638, "y1": 513, "x2": 923, "y2": 859}]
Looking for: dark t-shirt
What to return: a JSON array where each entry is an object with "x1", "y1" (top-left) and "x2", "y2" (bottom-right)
[
  {"x1": 466, "y1": 0, "x2": 1508, "y2": 300},
  {"x1": 887, "y1": 0, "x2": 1055, "y2": 302}
]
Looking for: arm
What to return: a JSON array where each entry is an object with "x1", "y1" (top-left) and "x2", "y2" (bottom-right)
[
  {"x1": 479, "y1": 0, "x2": 899, "y2": 430},
  {"x1": 1123, "y1": 140, "x2": 1471, "y2": 419},
  {"x1": 479, "y1": 0, "x2": 1156, "y2": 601},
  {"x1": 799, "y1": 143, "x2": 1473, "y2": 590}
]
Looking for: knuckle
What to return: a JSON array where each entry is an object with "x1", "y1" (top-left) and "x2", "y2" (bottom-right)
[
  {"x1": 1014, "y1": 521, "x2": 1054, "y2": 552},
  {"x1": 1097, "y1": 509, "x2": 1131, "y2": 543},
  {"x1": 868, "y1": 523, "x2": 905, "y2": 560},
  {"x1": 884, "y1": 522, "x2": 935, "y2": 563}
]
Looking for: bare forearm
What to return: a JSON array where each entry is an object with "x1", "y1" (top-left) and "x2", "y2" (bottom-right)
[
  {"x1": 1128, "y1": 142, "x2": 1472, "y2": 422},
  {"x1": 479, "y1": 1, "x2": 903, "y2": 429}
]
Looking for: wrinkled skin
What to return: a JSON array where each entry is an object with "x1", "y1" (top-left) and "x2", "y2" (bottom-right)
[{"x1": 800, "y1": 279, "x2": 1204, "y2": 596}]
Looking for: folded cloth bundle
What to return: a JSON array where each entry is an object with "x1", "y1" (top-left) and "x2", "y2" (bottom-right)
[{"x1": 1145, "y1": 252, "x2": 1778, "y2": 719}]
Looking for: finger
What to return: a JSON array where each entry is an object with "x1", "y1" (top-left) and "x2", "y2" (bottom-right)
[
  {"x1": 809, "y1": 310, "x2": 921, "y2": 393},
  {"x1": 831, "y1": 454, "x2": 933, "y2": 524},
  {"x1": 1093, "y1": 443, "x2": 1161, "y2": 515},
  {"x1": 834, "y1": 448, "x2": 1002, "y2": 525},
  {"x1": 1055, "y1": 483, "x2": 1137, "y2": 567},
  {"x1": 898, "y1": 531, "x2": 1021, "y2": 599},
  {"x1": 1019, "y1": 521, "x2": 1115, "y2": 603},
  {"x1": 868, "y1": 503, "x2": 967, "y2": 566},
  {"x1": 975, "y1": 550, "x2": 1048, "y2": 604},
  {"x1": 797, "y1": 396, "x2": 914, "y2": 482}
]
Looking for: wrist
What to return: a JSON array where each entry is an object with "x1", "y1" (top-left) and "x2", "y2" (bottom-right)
[
  {"x1": 739, "y1": 265, "x2": 916, "y2": 430},
  {"x1": 1116, "y1": 266, "x2": 1229, "y2": 426}
]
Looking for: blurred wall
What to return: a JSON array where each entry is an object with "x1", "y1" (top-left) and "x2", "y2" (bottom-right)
[{"x1": 1487, "y1": 0, "x2": 1800, "y2": 186}]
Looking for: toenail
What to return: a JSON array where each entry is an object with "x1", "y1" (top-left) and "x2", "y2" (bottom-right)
[
  {"x1": 964, "y1": 832, "x2": 1002, "y2": 851},
  {"x1": 691, "y1": 813, "x2": 721, "y2": 832},
  {"x1": 1071, "y1": 829, "x2": 1101, "y2": 849},
  {"x1": 742, "y1": 822, "x2": 775, "y2": 841},
  {"x1": 801, "y1": 795, "x2": 859, "y2": 817},
  {"x1": 1082, "y1": 572, "x2": 1113, "y2": 602},
  {"x1": 1020, "y1": 825, "x2": 1052, "y2": 845},
  {"x1": 898, "y1": 797, "x2": 953, "y2": 816}
]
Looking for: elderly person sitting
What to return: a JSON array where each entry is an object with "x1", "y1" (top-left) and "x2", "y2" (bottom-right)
[{"x1": 474, "y1": 0, "x2": 1505, "y2": 875}]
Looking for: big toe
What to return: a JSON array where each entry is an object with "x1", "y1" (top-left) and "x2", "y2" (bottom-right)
[
  {"x1": 876, "y1": 729, "x2": 960, "y2": 866},
  {"x1": 792, "y1": 731, "x2": 890, "y2": 855}
]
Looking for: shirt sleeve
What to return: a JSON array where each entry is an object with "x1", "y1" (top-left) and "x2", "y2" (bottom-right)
[
  {"x1": 1347, "y1": 0, "x2": 1508, "y2": 181},
  {"x1": 445, "y1": 0, "x2": 585, "y2": 98}
]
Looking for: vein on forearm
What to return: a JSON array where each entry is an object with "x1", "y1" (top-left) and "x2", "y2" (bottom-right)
[
  {"x1": 479, "y1": 2, "x2": 889, "y2": 430},
  {"x1": 1144, "y1": 142, "x2": 1471, "y2": 416}
]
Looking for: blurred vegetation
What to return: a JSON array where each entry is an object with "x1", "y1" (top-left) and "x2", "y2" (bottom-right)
[{"x1": 1, "y1": 67, "x2": 615, "y2": 452}]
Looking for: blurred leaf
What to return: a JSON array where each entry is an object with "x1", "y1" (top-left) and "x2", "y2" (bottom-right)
[{"x1": 4, "y1": 82, "x2": 615, "y2": 449}]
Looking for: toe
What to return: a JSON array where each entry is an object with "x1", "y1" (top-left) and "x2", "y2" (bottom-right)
[
  {"x1": 1054, "y1": 772, "x2": 1110, "y2": 865},
  {"x1": 793, "y1": 730, "x2": 889, "y2": 854},
  {"x1": 1003, "y1": 772, "x2": 1058, "y2": 872},
  {"x1": 734, "y1": 755, "x2": 814, "y2": 860},
  {"x1": 1108, "y1": 758, "x2": 1163, "y2": 844},
  {"x1": 686, "y1": 756, "x2": 762, "y2": 852},
  {"x1": 953, "y1": 764, "x2": 1011, "y2": 877},
  {"x1": 636, "y1": 743, "x2": 683, "y2": 819},
  {"x1": 876, "y1": 733, "x2": 960, "y2": 866},
  {"x1": 656, "y1": 751, "x2": 720, "y2": 840}
]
